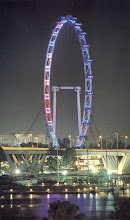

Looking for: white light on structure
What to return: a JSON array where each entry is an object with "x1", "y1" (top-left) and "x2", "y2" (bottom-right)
[
  {"x1": 44, "y1": 171, "x2": 48, "y2": 174},
  {"x1": 107, "y1": 169, "x2": 112, "y2": 175},
  {"x1": 118, "y1": 170, "x2": 122, "y2": 175},
  {"x1": 62, "y1": 170, "x2": 67, "y2": 175},
  {"x1": 15, "y1": 169, "x2": 20, "y2": 174},
  {"x1": 92, "y1": 167, "x2": 96, "y2": 173}
]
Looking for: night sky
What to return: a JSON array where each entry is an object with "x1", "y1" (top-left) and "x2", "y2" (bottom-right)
[{"x1": 0, "y1": 0, "x2": 130, "y2": 142}]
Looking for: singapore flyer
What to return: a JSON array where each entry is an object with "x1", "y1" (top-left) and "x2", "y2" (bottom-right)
[{"x1": 44, "y1": 15, "x2": 93, "y2": 148}]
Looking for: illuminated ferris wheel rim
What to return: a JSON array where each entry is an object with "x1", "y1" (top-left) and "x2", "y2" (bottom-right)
[{"x1": 44, "y1": 15, "x2": 93, "y2": 148}]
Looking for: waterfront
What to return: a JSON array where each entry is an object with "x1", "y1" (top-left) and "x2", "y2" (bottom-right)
[{"x1": 0, "y1": 189, "x2": 130, "y2": 220}]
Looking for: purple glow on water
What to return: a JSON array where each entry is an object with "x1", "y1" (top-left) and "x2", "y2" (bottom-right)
[{"x1": 1, "y1": 191, "x2": 129, "y2": 220}]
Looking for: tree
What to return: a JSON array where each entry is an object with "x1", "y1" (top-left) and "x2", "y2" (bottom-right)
[
  {"x1": 46, "y1": 156, "x2": 57, "y2": 171},
  {"x1": 89, "y1": 143, "x2": 99, "y2": 149},
  {"x1": 58, "y1": 138, "x2": 70, "y2": 148},
  {"x1": 110, "y1": 198, "x2": 130, "y2": 219},
  {"x1": 48, "y1": 147, "x2": 57, "y2": 156},
  {"x1": 126, "y1": 144, "x2": 130, "y2": 149},
  {"x1": 46, "y1": 200, "x2": 86, "y2": 220},
  {"x1": 61, "y1": 147, "x2": 76, "y2": 169},
  {"x1": 112, "y1": 140, "x2": 125, "y2": 149}
]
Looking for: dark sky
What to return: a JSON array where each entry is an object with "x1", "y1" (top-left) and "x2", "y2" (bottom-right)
[{"x1": 0, "y1": 0, "x2": 130, "y2": 142}]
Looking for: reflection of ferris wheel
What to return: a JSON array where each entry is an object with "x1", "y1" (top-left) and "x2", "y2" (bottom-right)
[{"x1": 44, "y1": 15, "x2": 93, "y2": 148}]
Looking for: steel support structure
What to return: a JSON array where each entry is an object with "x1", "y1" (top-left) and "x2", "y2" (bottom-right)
[{"x1": 52, "y1": 86, "x2": 81, "y2": 146}]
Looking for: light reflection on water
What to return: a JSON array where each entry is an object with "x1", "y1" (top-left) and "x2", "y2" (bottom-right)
[
  {"x1": 0, "y1": 190, "x2": 130, "y2": 220},
  {"x1": 65, "y1": 194, "x2": 68, "y2": 199},
  {"x1": 47, "y1": 194, "x2": 50, "y2": 199},
  {"x1": 77, "y1": 193, "x2": 80, "y2": 198},
  {"x1": 10, "y1": 194, "x2": 13, "y2": 200},
  {"x1": 83, "y1": 193, "x2": 86, "y2": 198},
  {"x1": 30, "y1": 194, "x2": 33, "y2": 199}
]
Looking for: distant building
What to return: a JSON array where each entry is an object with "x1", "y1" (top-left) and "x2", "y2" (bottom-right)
[
  {"x1": 0, "y1": 134, "x2": 14, "y2": 146},
  {"x1": 35, "y1": 133, "x2": 49, "y2": 145},
  {"x1": 0, "y1": 132, "x2": 49, "y2": 146}
]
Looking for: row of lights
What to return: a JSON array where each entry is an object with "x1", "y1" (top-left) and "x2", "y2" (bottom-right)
[
  {"x1": 9, "y1": 187, "x2": 97, "y2": 193},
  {"x1": 9, "y1": 183, "x2": 130, "y2": 195},
  {"x1": 0, "y1": 193, "x2": 97, "y2": 207}
]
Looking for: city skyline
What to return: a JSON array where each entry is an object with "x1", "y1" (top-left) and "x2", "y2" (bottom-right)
[{"x1": 0, "y1": 0, "x2": 130, "y2": 143}]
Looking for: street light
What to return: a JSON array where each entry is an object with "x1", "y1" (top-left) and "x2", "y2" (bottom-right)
[
  {"x1": 30, "y1": 134, "x2": 32, "y2": 142},
  {"x1": 125, "y1": 136, "x2": 128, "y2": 149},
  {"x1": 99, "y1": 136, "x2": 102, "y2": 150},
  {"x1": 57, "y1": 145, "x2": 59, "y2": 183},
  {"x1": 68, "y1": 135, "x2": 71, "y2": 148},
  {"x1": 106, "y1": 135, "x2": 108, "y2": 190},
  {"x1": 53, "y1": 135, "x2": 55, "y2": 148},
  {"x1": 113, "y1": 132, "x2": 119, "y2": 188},
  {"x1": 85, "y1": 133, "x2": 89, "y2": 185},
  {"x1": 116, "y1": 133, "x2": 119, "y2": 188}
]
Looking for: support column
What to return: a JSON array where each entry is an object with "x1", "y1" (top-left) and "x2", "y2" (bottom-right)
[
  {"x1": 101, "y1": 155, "x2": 107, "y2": 169},
  {"x1": 31, "y1": 154, "x2": 38, "y2": 169},
  {"x1": 52, "y1": 86, "x2": 59, "y2": 147},
  {"x1": 6, "y1": 154, "x2": 15, "y2": 171},
  {"x1": 39, "y1": 154, "x2": 46, "y2": 171},
  {"x1": 75, "y1": 87, "x2": 81, "y2": 136},
  {"x1": 118, "y1": 156, "x2": 127, "y2": 174}
]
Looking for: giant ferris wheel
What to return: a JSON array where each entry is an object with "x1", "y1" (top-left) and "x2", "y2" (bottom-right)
[{"x1": 44, "y1": 15, "x2": 93, "y2": 148}]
